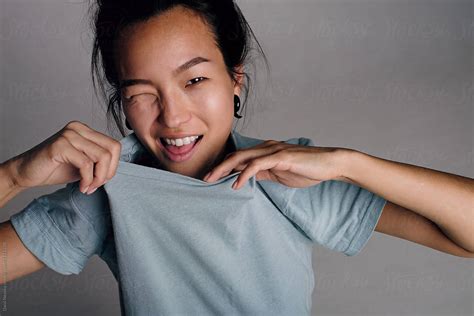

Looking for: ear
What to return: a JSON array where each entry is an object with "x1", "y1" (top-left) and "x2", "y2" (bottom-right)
[{"x1": 232, "y1": 64, "x2": 245, "y2": 96}]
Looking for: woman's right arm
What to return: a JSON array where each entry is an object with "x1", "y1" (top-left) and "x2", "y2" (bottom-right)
[
  {"x1": 0, "y1": 160, "x2": 26, "y2": 208},
  {"x1": 0, "y1": 162, "x2": 44, "y2": 284},
  {"x1": 0, "y1": 220, "x2": 45, "y2": 284},
  {"x1": 0, "y1": 121, "x2": 121, "y2": 284}
]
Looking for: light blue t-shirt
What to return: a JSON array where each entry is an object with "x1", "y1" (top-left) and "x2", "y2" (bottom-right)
[{"x1": 10, "y1": 130, "x2": 387, "y2": 315}]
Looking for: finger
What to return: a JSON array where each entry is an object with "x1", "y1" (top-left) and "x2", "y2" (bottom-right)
[
  {"x1": 68, "y1": 123, "x2": 122, "y2": 180},
  {"x1": 81, "y1": 132, "x2": 121, "y2": 181},
  {"x1": 232, "y1": 155, "x2": 281, "y2": 190},
  {"x1": 57, "y1": 142, "x2": 94, "y2": 193},
  {"x1": 206, "y1": 141, "x2": 286, "y2": 182},
  {"x1": 204, "y1": 140, "x2": 273, "y2": 181},
  {"x1": 61, "y1": 129, "x2": 112, "y2": 192},
  {"x1": 212, "y1": 162, "x2": 247, "y2": 180}
]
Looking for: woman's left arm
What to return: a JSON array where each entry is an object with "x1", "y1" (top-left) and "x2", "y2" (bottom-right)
[
  {"x1": 204, "y1": 140, "x2": 473, "y2": 257},
  {"x1": 338, "y1": 149, "x2": 474, "y2": 255}
]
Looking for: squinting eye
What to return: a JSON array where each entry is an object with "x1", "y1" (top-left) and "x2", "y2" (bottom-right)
[
  {"x1": 186, "y1": 77, "x2": 207, "y2": 87},
  {"x1": 123, "y1": 93, "x2": 157, "y2": 105}
]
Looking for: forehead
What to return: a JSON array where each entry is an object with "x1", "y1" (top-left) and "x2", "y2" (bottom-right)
[{"x1": 114, "y1": 6, "x2": 221, "y2": 78}]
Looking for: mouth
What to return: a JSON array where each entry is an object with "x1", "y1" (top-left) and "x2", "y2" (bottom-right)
[{"x1": 157, "y1": 135, "x2": 204, "y2": 162}]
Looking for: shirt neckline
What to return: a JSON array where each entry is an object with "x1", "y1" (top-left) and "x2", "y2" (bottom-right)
[{"x1": 110, "y1": 130, "x2": 255, "y2": 187}]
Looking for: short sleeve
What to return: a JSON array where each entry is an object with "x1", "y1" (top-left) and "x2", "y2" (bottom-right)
[
  {"x1": 10, "y1": 181, "x2": 111, "y2": 275},
  {"x1": 257, "y1": 136, "x2": 387, "y2": 256}
]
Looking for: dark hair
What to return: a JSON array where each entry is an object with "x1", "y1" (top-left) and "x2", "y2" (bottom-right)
[{"x1": 89, "y1": 0, "x2": 270, "y2": 137}]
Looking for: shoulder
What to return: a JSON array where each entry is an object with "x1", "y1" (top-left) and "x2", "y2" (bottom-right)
[
  {"x1": 66, "y1": 181, "x2": 112, "y2": 233},
  {"x1": 29, "y1": 181, "x2": 112, "y2": 239},
  {"x1": 9, "y1": 181, "x2": 112, "y2": 275},
  {"x1": 231, "y1": 130, "x2": 314, "y2": 150}
]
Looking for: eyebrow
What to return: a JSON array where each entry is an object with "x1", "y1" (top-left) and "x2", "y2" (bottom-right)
[
  {"x1": 174, "y1": 56, "x2": 210, "y2": 76},
  {"x1": 119, "y1": 56, "x2": 210, "y2": 90}
]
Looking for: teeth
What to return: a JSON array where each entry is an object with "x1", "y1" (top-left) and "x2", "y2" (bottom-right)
[{"x1": 163, "y1": 135, "x2": 200, "y2": 147}]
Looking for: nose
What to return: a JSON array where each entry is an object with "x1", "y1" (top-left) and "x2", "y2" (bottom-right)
[{"x1": 158, "y1": 94, "x2": 192, "y2": 128}]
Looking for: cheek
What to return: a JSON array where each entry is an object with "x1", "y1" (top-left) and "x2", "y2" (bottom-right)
[{"x1": 194, "y1": 86, "x2": 233, "y2": 117}]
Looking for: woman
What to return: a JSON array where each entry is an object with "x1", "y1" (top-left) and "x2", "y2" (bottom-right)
[{"x1": 1, "y1": 0, "x2": 473, "y2": 314}]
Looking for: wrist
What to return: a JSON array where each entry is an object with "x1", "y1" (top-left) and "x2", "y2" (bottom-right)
[
  {"x1": 0, "y1": 158, "x2": 27, "y2": 208},
  {"x1": 332, "y1": 148, "x2": 362, "y2": 185},
  {"x1": 1, "y1": 158, "x2": 23, "y2": 191}
]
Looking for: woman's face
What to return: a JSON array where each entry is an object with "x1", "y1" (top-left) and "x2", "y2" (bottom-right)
[{"x1": 114, "y1": 6, "x2": 242, "y2": 180}]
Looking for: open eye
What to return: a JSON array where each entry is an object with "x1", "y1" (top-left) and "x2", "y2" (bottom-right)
[{"x1": 186, "y1": 77, "x2": 207, "y2": 87}]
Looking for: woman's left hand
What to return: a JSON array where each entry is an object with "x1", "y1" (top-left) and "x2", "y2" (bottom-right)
[{"x1": 203, "y1": 140, "x2": 353, "y2": 190}]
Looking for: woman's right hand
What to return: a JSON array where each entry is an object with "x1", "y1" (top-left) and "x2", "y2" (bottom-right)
[{"x1": 5, "y1": 121, "x2": 122, "y2": 195}]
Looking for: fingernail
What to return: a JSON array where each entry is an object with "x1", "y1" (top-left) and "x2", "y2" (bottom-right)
[
  {"x1": 203, "y1": 172, "x2": 211, "y2": 181},
  {"x1": 232, "y1": 181, "x2": 238, "y2": 190},
  {"x1": 82, "y1": 186, "x2": 89, "y2": 194},
  {"x1": 87, "y1": 187, "x2": 97, "y2": 195}
]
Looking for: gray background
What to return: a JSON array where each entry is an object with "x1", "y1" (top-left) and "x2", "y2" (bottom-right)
[{"x1": 1, "y1": 0, "x2": 472, "y2": 315}]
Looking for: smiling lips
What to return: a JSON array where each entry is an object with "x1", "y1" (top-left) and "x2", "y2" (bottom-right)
[{"x1": 159, "y1": 135, "x2": 203, "y2": 162}]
